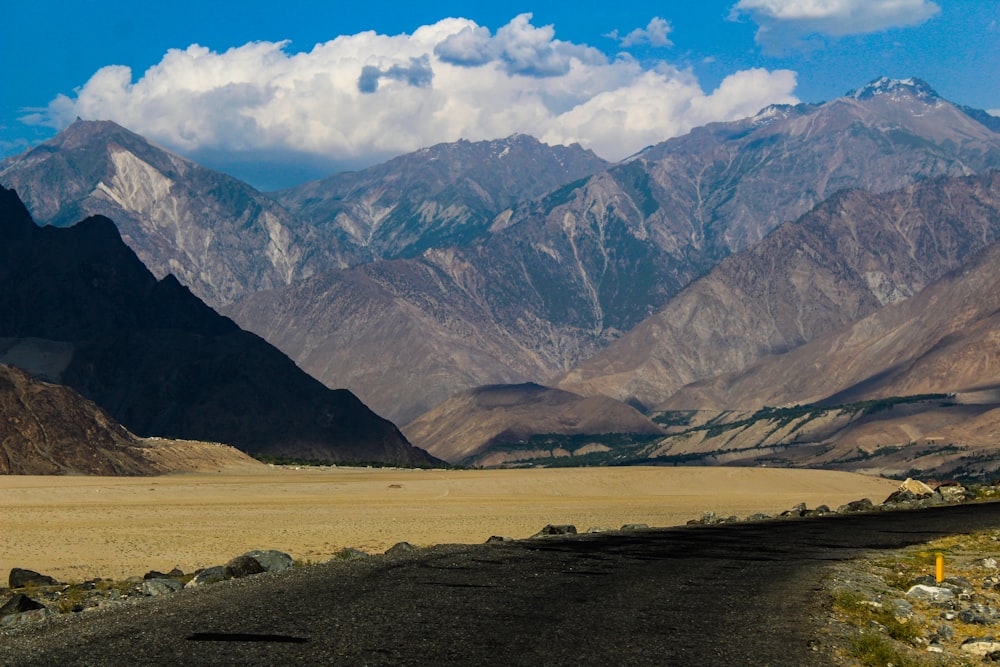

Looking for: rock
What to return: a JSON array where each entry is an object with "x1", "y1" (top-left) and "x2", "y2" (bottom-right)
[
  {"x1": 185, "y1": 566, "x2": 228, "y2": 588},
  {"x1": 836, "y1": 498, "x2": 875, "y2": 514},
  {"x1": 958, "y1": 609, "x2": 992, "y2": 625},
  {"x1": 0, "y1": 593, "x2": 46, "y2": 616},
  {"x1": 385, "y1": 542, "x2": 417, "y2": 555},
  {"x1": 745, "y1": 513, "x2": 772, "y2": 522},
  {"x1": 943, "y1": 576, "x2": 975, "y2": 593},
  {"x1": 899, "y1": 478, "x2": 935, "y2": 496},
  {"x1": 532, "y1": 524, "x2": 577, "y2": 537},
  {"x1": 0, "y1": 607, "x2": 52, "y2": 627},
  {"x1": 329, "y1": 548, "x2": 369, "y2": 561},
  {"x1": 620, "y1": 523, "x2": 649, "y2": 531},
  {"x1": 891, "y1": 599, "x2": 914, "y2": 622},
  {"x1": 224, "y1": 555, "x2": 266, "y2": 579},
  {"x1": 961, "y1": 639, "x2": 1000, "y2": 656},
  {"x1": 937, "y1": 623, "x2": 955, "y2": 640},
  {"x1": 141, "y1": 578, "x2": 184, "y2": 596},
  {"x1": 143, "y1": 570, "x2": 170, "y2": 580},
  {"x1": 9, "y1": 568, "x2": 58, "y2": 588},
  {"x1": 781, "y1": 502, "x2": 808, "y2": 517},
  {"x1": 906, "y1": 584, "x2": 955, "y2": 602},
  {"x1": 977, "y1": 558, "x2": 1000, "y2": 569},
  {"x1": 485, "y1": 536, "x2": 513, "y2": 543},
  {"x1": 242, "y1": 550, "x2": 294, "y2": 573}
]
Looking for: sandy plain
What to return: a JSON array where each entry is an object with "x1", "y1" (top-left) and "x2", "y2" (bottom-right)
[{"x1": 0, "y1": 465, "x2": 900, "y2": 581}]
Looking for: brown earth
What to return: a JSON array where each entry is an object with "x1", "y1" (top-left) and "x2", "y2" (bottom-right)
[{"x1": 0, "y1": 466, "x2": 898, "y2": 582}]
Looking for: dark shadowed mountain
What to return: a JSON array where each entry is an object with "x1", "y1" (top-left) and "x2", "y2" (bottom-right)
[
  {"x1": 401, "y1": 382, "x2": 664, "y2": 467},
  {"x1": 0, "y1": 186, "x2": 440, "y2": 466},
  {"x1": 275, "y1": 134, "x2": 610, "y2": 262},
  {"x1": 229, "y1": 79, "x2": 1000, "y2": 423},
  {"x1": 559, "y1": 170, "x2": 1000, "y2": 410}
]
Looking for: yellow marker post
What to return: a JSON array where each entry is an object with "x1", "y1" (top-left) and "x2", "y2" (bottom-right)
[{"x1": 936, "y1": 553, "x2": 944, "y2": 584}]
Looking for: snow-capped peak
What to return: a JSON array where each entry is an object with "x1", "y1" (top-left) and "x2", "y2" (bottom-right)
[{"x1": 848, "y1": 77, "x2": 940, "y2": 102}]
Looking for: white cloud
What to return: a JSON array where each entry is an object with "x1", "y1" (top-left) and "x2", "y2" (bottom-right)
[
  {"x1": 31, "y1": 15, "x2": 799, "y2": 168},
  {"x1": 989, "y1": 109, "x2": 1000, "y2": 117},
  {"x1": 609, "y1": 17, "x2": 674, "y2": 48},
  {"x1": 733, "y1": 0, "x2": 940, "y2": 47}
]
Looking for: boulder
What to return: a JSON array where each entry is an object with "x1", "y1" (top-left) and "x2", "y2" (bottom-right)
[
  {"x1": 0, "y1": 593, "x2": 46, "y2": 616},
  {"x1": 899, "y1": 478, "x2": 935, "y2": 496},
  {"x1": 185, "y1": 566, "x2": 228, "y2": 588},
  {"x1": 142, "y1": 578, "x2": 184, "y2": 597},
  {"x1": 242, "y1": 550, "x2": 294, "y2": 573},
  {"x1": 962, "y1": 639, "x2": 1000, "y2": 657},
  {"x1": 385, "y1": 542, "x2": 417, "y2": 555},
  {"x1": 620, "y1": 523, "x2": 649, "y2": 531},
  {"x1": 836, "y1": 498, "x2": 875, "y2": 514},
  {"x1": 224, "y1": 555, "x2": 266, "y2": 579},
  {"x1": 532, "y1": 525, "x2": 577, "y2": 537},
  {"x1": 905, "y1": 584, "x2": 955, "y2": 602},
  {"x1": 9, "y1": 568, "x2": 58, "y2": 589}
]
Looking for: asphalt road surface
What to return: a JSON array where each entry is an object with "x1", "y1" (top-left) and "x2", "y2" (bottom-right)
[{"x1": 6, "y1": 502, "x2": 1000, "y2": 666}]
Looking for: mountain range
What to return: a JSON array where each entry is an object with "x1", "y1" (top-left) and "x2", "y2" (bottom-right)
[
  {"x1": 227, "y1": 77, "x2": 1000, "y2": 422},
  {"x1": 4, "y1": 77, "x2": 1000, "y2": 475}
]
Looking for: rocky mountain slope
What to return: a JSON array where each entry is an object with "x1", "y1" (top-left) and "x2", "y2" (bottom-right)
[
  {"x1": 0, "y1": 363, "x2": 258, "y2": 475},
  {"x1": 275, "y1": 134, "x2": 609, "y2": 262},
  {"x1": 401, "y1": 383, "x2": 664, "y2": 467},
  {"x1": 660, "y1": 229, "x2": 1000, "y2": 412},
  {"x1": 0, "y1": 125, "x2": 609, "y2": 309},
  {"x1": 559, "y1": 170, "x2": 1000, "y2": 410},
  {"x1": 230, "y1": 79, "x2": 1000, "y2": 423},
  {"x1": 0, "y1": 120, "x2": 331, "y2": 307},
  {"x1": 0, "y1": 186, "x2": 439, "y2": 466}
]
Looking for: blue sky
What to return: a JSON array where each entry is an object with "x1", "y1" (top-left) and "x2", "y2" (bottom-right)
[{"x1": 3, "y1": 1, "x2": 998, "y2": 189}]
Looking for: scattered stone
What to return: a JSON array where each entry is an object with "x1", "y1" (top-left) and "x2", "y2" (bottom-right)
[
  {"x1": 143, "y1": 570, "x2": 170, "y2": 580},
  {"x1": 185, "y1": 566, "x2": 228, "y2": 588},
  {"x1": 977, "y1": 557, "x2": 1000, "y2": 569},
  {"x1": 224, "y1": 555, "x2": 266, "y2": 579},
  {"x1": 532, "y1": 524, "x2": 577, "y2": 537},
  {"x1": 141, "y1": 578, "x2": 184, "y2": 597},
  {"x1": 0, "y1": 593, "x2": 46, "y2": 616},
  {"x1": 905, "y1": 584, "x2": 955, "y2": 602},
  {"x1": 485, "y1": 536, "x2": 513, "y2": 543},
  {"x1": 329, "y1": 548, "x2": 369, "y2": 561},
  {"x1": 9, "y1": 568, "x2": 58, "y2": 589},
  {"x1": 242, "y1": 550, "x2": 294, "y2": 573},
  {"x1": 745, "y1": 513, "x2": 772, "y2": 522}
]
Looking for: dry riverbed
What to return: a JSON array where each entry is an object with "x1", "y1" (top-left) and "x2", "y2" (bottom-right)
[{"x1": 0, "y1": 465, "x2": 899, "y2": 581}]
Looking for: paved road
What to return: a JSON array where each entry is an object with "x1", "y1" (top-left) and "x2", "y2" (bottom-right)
[{"x1": 6, "y1": 502, "x2": 1000, "y2": 666}]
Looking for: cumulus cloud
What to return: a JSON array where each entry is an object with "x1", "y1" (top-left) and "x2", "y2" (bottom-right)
[
  {"x1": 30, "y1": 15, "x2": 799, "y2": 169},
  {"x1": 733, "y1": 0, "x2": 940, "y2": 47},
  {"x1": 609, "y1": 17, "x2": 674, "y2": 48}
]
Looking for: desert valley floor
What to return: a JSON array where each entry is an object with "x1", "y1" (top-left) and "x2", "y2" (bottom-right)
[{"x1": 0, "y1": 465, "x2": 900, "y2": 581}]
